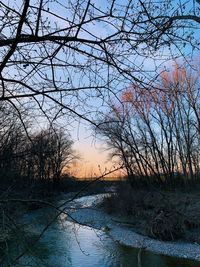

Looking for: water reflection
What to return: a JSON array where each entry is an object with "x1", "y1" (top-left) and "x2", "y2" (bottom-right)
[{"x1": 8, "y1": 195, "x2": 199, "y2": 267}]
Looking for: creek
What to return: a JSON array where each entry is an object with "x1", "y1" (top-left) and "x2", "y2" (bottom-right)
[{"x1": 7, "y1": 194, "x2": 200, "y2": 267}]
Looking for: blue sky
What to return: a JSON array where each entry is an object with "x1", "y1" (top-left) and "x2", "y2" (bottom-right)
[{"x1": 1, "y1": 0, "x2": 200, "y2": 177}]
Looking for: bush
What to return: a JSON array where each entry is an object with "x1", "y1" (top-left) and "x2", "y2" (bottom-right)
[{"x1": 145, "y1": 207, "x2": 185, "y2": 240}]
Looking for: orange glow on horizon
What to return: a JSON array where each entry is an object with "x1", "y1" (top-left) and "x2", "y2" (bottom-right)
[{"x1": 68, "y1": 141, "x2": 124, "y2": 179}]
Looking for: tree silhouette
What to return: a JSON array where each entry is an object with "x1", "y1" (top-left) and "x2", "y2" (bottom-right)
[
  {"x1": 0, "y1": 0, "x2": 199, "y2": 125},
  {"x1": 97, "y1": 61, "x2": 200, "y2": 185},
  {"x1": 0, "y1": 1, "x2": 200, "y2": 265}
]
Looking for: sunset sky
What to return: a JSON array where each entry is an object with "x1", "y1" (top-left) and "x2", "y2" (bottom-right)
[
  {"x1": 70, "y1": 122, "x2": 117, "y2": 178},
  {"x1": 4, "y1": 0, "x2": 196, "y2": 179}
]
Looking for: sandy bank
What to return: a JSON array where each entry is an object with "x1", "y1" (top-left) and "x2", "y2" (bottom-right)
[{"x1": 68, "y1": 204, "x2": 200, "y2": 262}]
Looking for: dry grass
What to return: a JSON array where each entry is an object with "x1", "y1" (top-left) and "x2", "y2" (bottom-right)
[{"x1": 101, "y1": 183, "x2": 200, "y2": 241}]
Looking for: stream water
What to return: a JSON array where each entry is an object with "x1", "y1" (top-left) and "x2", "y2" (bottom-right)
[{"x1": 5, "y1": 194, "x2": 200, "y2": 267}]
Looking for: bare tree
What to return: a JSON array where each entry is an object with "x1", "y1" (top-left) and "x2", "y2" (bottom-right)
[
  {"x1": 30, "y1": 127, "x2": 76, "y2": 184},
  {"x1": 0, "y1": 1, "x2": 200, "y2": 265},
  {"x1": 0, "y1": 103, "x2": 29, "y2": 183},
  {"x1": 0, "y1": 0, "x2": 199, "y2": 126},
  {"x1": 97, "y1": 61, "x2": 200, "y2": 186}
]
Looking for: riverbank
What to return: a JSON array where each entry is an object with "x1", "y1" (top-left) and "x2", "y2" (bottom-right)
[
  {"x1": 68, "y1": 194, "x2": 200, "y2": 262},
  {"x1": 0, "y1": 178, "x2": 117, "y2": 253},
  {"x1": 1, "y1": 190, "x2": 200, "y2": 267},
  {"x1": 2, "y1": 178, "x2": 200, "y2": 265}
]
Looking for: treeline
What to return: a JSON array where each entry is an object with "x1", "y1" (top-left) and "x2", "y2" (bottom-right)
[
  {"x1": 98, "y1": 64, "x2": 200, "y2": 186},
  {"x1": 0, "y1": 104, "x2": 75, "y2": 186}
]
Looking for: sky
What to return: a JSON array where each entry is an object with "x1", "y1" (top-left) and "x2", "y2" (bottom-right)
[
  {"x1": 63, "y1": 116, "x2": 123, "y2": 178},
  {"x1": 2, "y1": 0, "x2": 200, "y2": 178},
  {"x1": 73, "y1": 135, "x2": 112, "y2": 178}
]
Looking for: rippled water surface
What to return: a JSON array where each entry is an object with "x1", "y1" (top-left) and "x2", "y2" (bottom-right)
[{"x1": 6, "y1": 195, "x2": 200, "y2": 267}]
